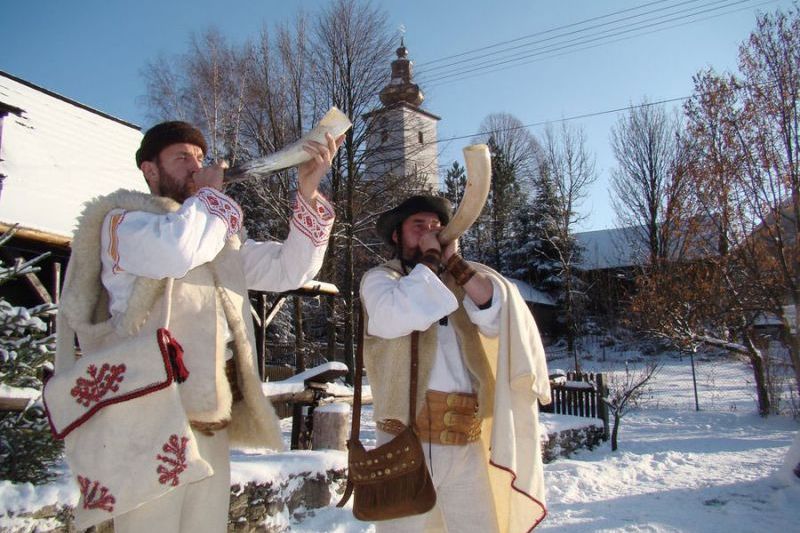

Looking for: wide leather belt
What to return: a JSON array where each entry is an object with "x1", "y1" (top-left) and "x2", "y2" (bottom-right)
[
  {"x1": 376, "y1": 390, "x2": 481, "y2": 446},
  {"x1": 417, "y1": 390, "x2": 481, "y2": 445},
  {"x1": 189, "y1": 358, "x2": 241, "y2": 436}
]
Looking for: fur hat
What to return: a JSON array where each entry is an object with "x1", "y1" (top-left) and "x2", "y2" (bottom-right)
[
  {"x1": 135, "y1": 121, "x2": 207, "y2": 167},
  {"x1": 375, "y1": 194, "x2": 452, "y2": 247}
]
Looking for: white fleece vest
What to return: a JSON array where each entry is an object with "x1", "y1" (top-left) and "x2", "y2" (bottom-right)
[{"x1": 55, "y1": 189, "x2": 284, "y2": 450}]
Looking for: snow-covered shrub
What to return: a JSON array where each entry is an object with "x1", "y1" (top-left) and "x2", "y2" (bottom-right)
[{"x1": 0, "y1": 230, "x2": 62, "y2": 484}]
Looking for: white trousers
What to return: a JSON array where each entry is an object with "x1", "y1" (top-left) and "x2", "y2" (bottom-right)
[
  {"x1": 114, "y1": 429, "x2": 231, "y2": 533},
  {"x1": 375, "y1": 431, "x2": 499, "y2": 533}
]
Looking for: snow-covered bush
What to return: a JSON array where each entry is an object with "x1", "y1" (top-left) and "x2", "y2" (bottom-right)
[{"x1": 0, "y1": 229, "x2": 62, "y2": 484}]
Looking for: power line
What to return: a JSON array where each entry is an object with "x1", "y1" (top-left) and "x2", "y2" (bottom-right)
[
  {"x1": 419, "y1": 0, "x2": 686, "y2": 67},
  {"x1": 426, "y1": 0, "x2": 776, "y2": 89},
  {"x1": 419, "y1": 0, "x2": 768, "y2": 87},
  {"x1": 419, "y1": 0, "x2": 713, "y2": 74},
  {"x1": 434, "y1": 95, "x2": 691, "y2": 148}
]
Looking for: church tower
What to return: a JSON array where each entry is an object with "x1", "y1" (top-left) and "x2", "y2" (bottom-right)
[{"x1": 363, "y1": 39, "x2": 440, "y2": 190}]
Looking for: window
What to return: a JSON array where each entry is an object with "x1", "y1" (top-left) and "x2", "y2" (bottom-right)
[{"x1": 418, "y1": 131, "x2": 424, "y2": 144}]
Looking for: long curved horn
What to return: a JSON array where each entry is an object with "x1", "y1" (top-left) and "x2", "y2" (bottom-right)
[
  {"x1": 223, "y1": 107, "x2": 352, "y2": 184},
  {"x1": 438, "y1": 144, "x2": 492, "y2": 244}
]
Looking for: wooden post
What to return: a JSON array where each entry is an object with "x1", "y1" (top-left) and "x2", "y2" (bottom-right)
[
  {"x1": 312, "y1": 402, "x2": 350, "y2": 451},
  {"x1": 597, "y1": 373, "x2": 610, "y2": 441}
]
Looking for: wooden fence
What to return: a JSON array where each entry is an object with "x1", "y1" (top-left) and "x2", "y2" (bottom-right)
[{"x1": 540, "y1": 371, "x2": 609, "y2": 440}]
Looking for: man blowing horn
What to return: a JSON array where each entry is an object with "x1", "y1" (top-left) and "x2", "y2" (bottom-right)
[
  {"x1": 54, "y1": 121, "x2": 343, "y2": 532},
  {"x1": 360, "y1": 194, "x2": 552, "y2": 532}
]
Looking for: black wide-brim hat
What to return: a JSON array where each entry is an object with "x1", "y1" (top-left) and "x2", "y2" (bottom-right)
[{"x1": 375, "y1": 195, "x2": 453, "y2": 247}]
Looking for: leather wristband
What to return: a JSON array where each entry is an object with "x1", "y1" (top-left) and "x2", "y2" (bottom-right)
[
  {"x1": 445, "y1": 253, "x2": 476, "y2": 286},
  {"x1": 420, "y1": 248, "x2": 442, "y2": 272}
]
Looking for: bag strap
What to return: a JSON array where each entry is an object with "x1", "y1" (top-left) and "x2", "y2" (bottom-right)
[
  {"x1": 162, "y1": 278, "x2": 175, "y2": 329},
  {"x1": 337, "y1": 308, "x2": 421, "y2": 508},
  {"x1": 349, "y1": 309, "x2": 365, "y2": 441}
]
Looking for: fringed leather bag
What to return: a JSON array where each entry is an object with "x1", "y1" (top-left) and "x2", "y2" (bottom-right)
[{"x1": 337, "y1": 314, "x2": 436, "y2": 521}]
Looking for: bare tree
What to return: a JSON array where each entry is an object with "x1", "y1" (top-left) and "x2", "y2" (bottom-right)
[
  {"x1": 538, "y1": 122, "x2": 596, "y2": 370},
  {"x1": 604, "y1": 362, "x2": 660, "y2": 451},
  {"x1": 474, "y1": 113, "x2": 541, "y2": 185},
  {"x1": 309, "y1": 0, "x2": 397, "y2": 377},
  {"x1": 610, "y1": 101, "x2": 691, "y2": 266}
]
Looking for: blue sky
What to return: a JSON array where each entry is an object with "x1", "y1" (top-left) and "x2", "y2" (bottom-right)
[{"x1": 3, "y1": 0, "x2": 793, "y2": 231}]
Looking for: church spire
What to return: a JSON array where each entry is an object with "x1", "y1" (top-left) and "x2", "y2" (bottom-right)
[{"x1": 379, "y1": 37, "x2": 424, "y2": 107}]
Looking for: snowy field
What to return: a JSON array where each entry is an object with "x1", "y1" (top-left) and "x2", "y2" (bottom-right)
[{"x1": 1, "y1": 352, "x2": 798, "y2": 532}]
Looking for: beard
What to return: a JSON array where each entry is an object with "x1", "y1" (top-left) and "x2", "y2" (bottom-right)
[
  {"x1": 155, "y1": 160, "x2": 194, "y2": 203},
  {"x1": 397, "y1": 232, "x2": 424, "y2": 268}
]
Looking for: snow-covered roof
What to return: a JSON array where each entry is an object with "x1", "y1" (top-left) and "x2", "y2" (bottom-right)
[
  {"x1": 0, "y1": 71, "x2": 147, "y2": 240},
  {"x1": 575, "y1": 226, "x2": 645, "y2": 270},
  {"x1": 507, "y1": 277, "x2": 556, "y2": 306}
]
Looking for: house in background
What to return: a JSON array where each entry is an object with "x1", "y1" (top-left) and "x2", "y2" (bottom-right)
[
  {"x1": 508, "y1": 277, "x2": 558, "y2": 343},
  {"x1": 574, "y1": 226, "x2": 645, "y2": 325},
  {"x1": 0, "y1": 70, "x2": 146, "y2": 307}
]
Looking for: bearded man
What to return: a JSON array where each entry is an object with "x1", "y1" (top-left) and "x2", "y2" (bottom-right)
[
  {"x1": 54, "y1": 121, "x2": 342, "y2": 532},
  {"x1": 359, "y1": 194, "x2": 551, "y2": 532}
]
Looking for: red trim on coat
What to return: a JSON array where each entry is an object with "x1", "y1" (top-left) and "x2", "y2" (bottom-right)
[
  {"x1": 44, "y1": 328, "x2": 179, "y2": 440},
  {"x1": 488, "y1": 458, "x2": 548, "y2": 531}
]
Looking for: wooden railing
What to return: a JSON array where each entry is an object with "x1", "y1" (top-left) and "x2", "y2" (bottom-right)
[{"x1": 540, "y1": 371, "x2": 609, "y2": 440}]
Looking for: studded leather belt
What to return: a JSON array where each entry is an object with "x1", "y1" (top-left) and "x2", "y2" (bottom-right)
[{"x1": 377, "y1": 390, "x2": 481, "y2": 446}]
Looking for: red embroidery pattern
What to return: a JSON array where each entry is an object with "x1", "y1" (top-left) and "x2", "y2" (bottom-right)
[
  {"x1": 197, "y1": 188, "x2": 243, "y2": 237},
  {"x1": 291, "y1": 194, "x2": 334, "y2": 247},
  {"x1": 77, "y1": 475, "x2": 116, "y2": 512},
  {"x1": 157, "y1": 434, "x2": 189, "y2": 486},
  {"x1": 71, "y1": 363, "x2": 126, "y2": 407}
]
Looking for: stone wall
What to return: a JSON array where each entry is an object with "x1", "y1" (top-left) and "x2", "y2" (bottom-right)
[
  {"x1": 5, "y1": 425, "x2": 603, "y2": 532},
  {"x1": 541, "y1": 425, "x2": 606, "y2": 463}
]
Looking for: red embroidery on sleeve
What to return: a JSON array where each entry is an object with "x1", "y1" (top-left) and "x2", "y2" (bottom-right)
[
  {"x1": 157, "y1": 434, "x2": 189, "y2": 486},
  {"x1": 196, "y1": 188, "x2": 243, "y2": 237},
  {"x1": 291, "y1": 194, "x2": 334, "y2": 247},
  {"x1": 77, "y1": 475, "x2": 116, "y2": 512},
  {"x1": 71, "y1": 364, "x2": 127, "y2": 408}
]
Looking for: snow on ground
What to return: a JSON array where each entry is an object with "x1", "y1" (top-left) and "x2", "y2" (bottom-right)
[{"x1": 1, "y1": 351, "x2": 798, "y2": 532}]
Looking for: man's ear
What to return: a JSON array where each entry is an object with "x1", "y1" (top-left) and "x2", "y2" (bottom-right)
[
  {"x1": 391, "y1": 229, "x2": 399, "y2": 245},
  {"x1": 140, "y1": 161, "x2": 158, "y2": 192}
]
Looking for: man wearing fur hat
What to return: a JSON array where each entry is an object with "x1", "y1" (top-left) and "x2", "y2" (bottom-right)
[
  {"x1": 360, "y1": 194, "x2": 551, "y2": 532},
  {"x1": 54, "y1": 121, "x2": 342, "y2": 532}
]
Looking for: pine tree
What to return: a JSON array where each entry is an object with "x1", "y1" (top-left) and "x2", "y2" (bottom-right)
[
  {"x1": 442, "y1": 161, "x2": 466, "y2": 208},
  {"x1": 0, "y1": 229, "x2": 62, "y2": 484},
  {"x1": 530, "y1": 162, "x2": 565, "y2": 292},
  {"x1": 486, "y1": 137, "x2": 522, "y2": 273}
]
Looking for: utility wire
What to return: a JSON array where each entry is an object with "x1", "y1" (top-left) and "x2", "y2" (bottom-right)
[
  {"x1": 419, "y1": 0, "x2": 768, "y2": 86},
  {"x1": 426, "y1": 0, "x2": 776, "y2": 89},
  {"x1": 419, "y1": 0, "x2": 712, "y2": 73}
]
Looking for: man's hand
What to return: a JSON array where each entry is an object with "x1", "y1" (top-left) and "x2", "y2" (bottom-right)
[
  {"x1": 191, "y1": 160, "x2": 228, "y2": 193},
  {"x1": 442, "y1": 238, "x2": 459, "y2": 263},
  {"x1": 298, "y1": 133, "x2": 345, "y2": 205}
]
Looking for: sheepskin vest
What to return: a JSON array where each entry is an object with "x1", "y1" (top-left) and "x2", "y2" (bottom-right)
[
  {"x1": 55, "y1": 189, "x2": 284, "y2": 450},
  {"x1": 361, "y1": 259, "x2": 495, "y2": 425}
]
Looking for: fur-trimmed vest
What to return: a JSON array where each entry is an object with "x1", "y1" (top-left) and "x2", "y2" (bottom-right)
[
  {"x1": 55, "y1": 189, "x2": 284, "y2": 450},
  {"x1": 361, "y1": 259, "x2": 496, "y2": 425}
]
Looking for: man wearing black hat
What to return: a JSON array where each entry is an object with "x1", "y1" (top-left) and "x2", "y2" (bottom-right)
[
  {"x1": 53, "y1": 120, "x2": 343, "y2": 532},
  {"x1": 359, "y1": 194, "x2": 551, "y2": 532}
]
